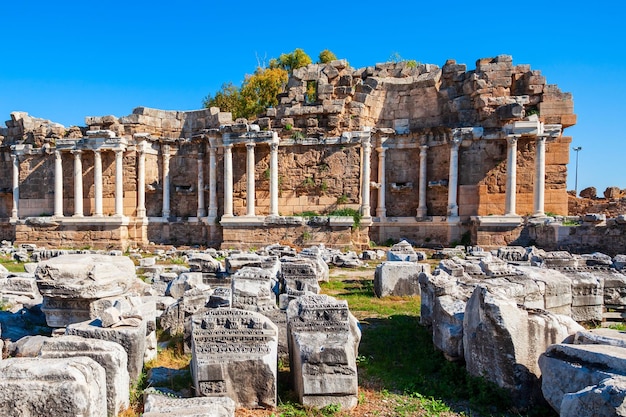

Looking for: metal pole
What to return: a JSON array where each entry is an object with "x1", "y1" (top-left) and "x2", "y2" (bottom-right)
[{"x1": 573, "y1": 147, "x2": 582, "y2": 195}]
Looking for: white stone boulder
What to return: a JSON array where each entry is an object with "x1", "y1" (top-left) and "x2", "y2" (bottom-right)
[
  {"x1": 539, "y1": 343, "x2": 626, "y2": 414},
  {"x1": 463, "y1": 285, "x2": 583, "y2": 408},
  {"x1": 143, "y1": 392, "x2": 235, "y2": 417},
  {"x1": 287, "y1": 294, "x2": 361, "y2": 410},
  {"x1": 231, "y1": 267, "x2": 277, "y2": 312},
  {"x1": 66, "y1": 317, "x2": 147, "y2": 382},
  {"x1": 35, "y1": 254, "x2": 136, "y2": 299},
  {"x1": 374, "y1": 261, "x2": 429, "y2": 297},
  {"x1": 190, "y1": 308, "x2": 278, "y2": 408},
  {"x1": 0, "y1": 356, "x2": 107, "y2": 417},
  {"x1": 39, "y1": 335, "x2": 129, "y2": 416}
]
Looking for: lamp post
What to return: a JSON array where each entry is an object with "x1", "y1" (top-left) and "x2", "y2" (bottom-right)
[{"x1": 573, "y1": 146, "x2": 582, "y2": 195}]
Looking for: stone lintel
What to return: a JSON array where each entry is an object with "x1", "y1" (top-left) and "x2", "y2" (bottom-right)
[{"x1": 473, "y1": 215, "x2": 523, "y2": 227}]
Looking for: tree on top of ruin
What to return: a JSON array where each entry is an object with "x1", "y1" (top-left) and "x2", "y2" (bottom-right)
[
  {"x1": 269, "y1": 48, "x2": 312, "y2": 74},
  {"x1": 318, "y1": 49, "x2": 337, "y2": 64}
]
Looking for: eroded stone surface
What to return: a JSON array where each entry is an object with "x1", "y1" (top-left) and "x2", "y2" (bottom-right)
[
  {"x1": 190, "y1": 308, "x2": 278, "y2": 409},
  {"x1": 39, "y1": 335, "x2": 129, "y2": 416},
  {"x1": 286, "y1": 294, "x2": 361, "y2": 410},
  {"x1": 0, "y1": 356, "x2": 107, "y2": 417}
]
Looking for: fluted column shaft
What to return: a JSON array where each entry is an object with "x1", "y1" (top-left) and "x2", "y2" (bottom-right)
[
  {"x1": 54, "y1": 151, "x2": 63, "y2": 217},
  {"x1": 246, "y1": 142, "x2": 256, "y2": 216},
  {"x1": 269, "y1": 140, "x2": 279, "y2": 216},
  {"x1": 447, "y1": 139, "x2": 461, "y2": 217},
  {"x1": 73, "y1": 150, "x2": 83, "y2": 217},
  {"x1": 94, "y1": 150, "x2": 103, "y2": 216},
  {"x1": 376, "y1": 145, "x2": 386, "y2": 218},
  {"x1": 361, "y1": 136, "x2": 372, "y2": 219},
  {"x1": 533, "y1": 136, "x2": 547, "y2": 216},
  {"x1": 208, "y1": 145, "x2": 218, "y2": 220},
  {"x1": 162, "y1": 144, "x2": 170, "y2": 218},
  {"x1": 137, "y1": 144, "x2": 146, "y2": 218},
  {"x1": 223, "y1": 144, "x2": 233, "y2": 218},
  {"x1": 11, "y1": 154, "x2": 19, "y2": 219},
  {"x1": 114, "y1": 150, "x2": 124, "y2": 216},
  {"x1": 417, "y1": 145, "x2": 428, "y2": 217},
  {"x1": 197, "y1": 151, "x2": 206, "y2": 218},
  {"x1": 505, "y1": 136, "x2": 518, "y2": 216}
]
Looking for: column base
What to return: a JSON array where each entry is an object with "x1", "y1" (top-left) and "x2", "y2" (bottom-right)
[
  {"x1": 72, "y1": 214, "x2": 84, "y2": 218},
  {"x1": 197, "y1": 209, "x2": 207, "y2": 218},
  {"x1": 376, "y1": 208, "x2": 386, "y2": 218},
  {"x1": 416, "y1": 207, "x2": 427, "y2": 218}
]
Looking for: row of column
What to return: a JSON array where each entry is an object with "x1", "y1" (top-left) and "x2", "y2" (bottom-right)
[
  {"x1": 505, "y1": 135, "x2": 547, "y2": 217},
  {"x1": 221, "y1": 136, "x2": 280, "y2": 218},
  {"x1": 51, "y1": 149, "x2": 125, "y2": 218},
  {"x1": 374, "y1": 135, "x2": 549, "y2": 219},
  {"x1": 9, "y1": 135, "x2": 548, "y2": 221}
]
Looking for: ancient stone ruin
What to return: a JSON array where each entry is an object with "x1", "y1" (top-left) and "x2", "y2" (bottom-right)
[
  {"x1": 190, "y1": 308, "x2": 278, "y2": 409},
  {"x1": 0, "y1": 55, "x2": 577, "y2": 251}
]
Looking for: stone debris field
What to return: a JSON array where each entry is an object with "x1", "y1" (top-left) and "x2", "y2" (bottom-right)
[{"x1": 0, "y1": 239, "x2": 623, "y2": 416}]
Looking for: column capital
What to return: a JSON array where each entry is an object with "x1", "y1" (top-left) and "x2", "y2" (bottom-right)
[
  {"x1": 270, "y1": 142, "x2": 279, "y2": 153},
  {"x1": 245, "y1": 141, "x2": 256, "y2": 149},
  {"x1": 420, "y1": 144, "x2": 429, "y2": 152},
  {"x1": 71, "y1": 149, "x2": 82, "y2": 156},
  {"x1": 55, "y1": 150, "x2": 62, "y2": 159},
  {"x1": 361, "y1": 135, "x2": 372, "y2": 148},
  {"x1": 506, "y1": 135, "x2": 520, "y2": 146},
  {"x1": 376, "y1": 146, "x2": 386, "y2": 155}
]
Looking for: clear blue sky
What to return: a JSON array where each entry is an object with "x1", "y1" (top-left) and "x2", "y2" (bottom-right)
[{"x1": 1, "y1": 0, "x2": 623, "y2": 193}]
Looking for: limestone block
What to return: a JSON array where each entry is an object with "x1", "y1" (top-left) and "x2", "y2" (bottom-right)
[
  {"x1": 281, "y1": 258, "x2": 322, "y2": 294},
  {"x1": 431, "y1": 295, "x2": 465, "y2": 361},
  {"x1": 66, "y1": 318, "x2": 147, "y2": 382},
  {"x1": 143, "y1": 392, "x2": 235, "y2": 417},
  {"x1": 600, "y1": 270, "x2": 626, "y2": 306},
  {"x1": 287, "y1": 294, "x2": 361, "y2": 410},
  {"x1": 560, "y1": 376, "x2": 626, "y2": 417},
  {"x1": 188, "y1": 252, "x2": 223, "y2": 273},
  {"x1": 387, "y1": 239, "x2": 422, "y2": 262},
  {"x1": 166, "y1": 272, "x2": 209, "y2": 299},
  {"x1": 190, "y1": 308, "x2": 278, "y2": 408},
  {"x1": 35, "y1": 254, "x2": 136, "y2": 299},
  {"x1": 231, "y1": 267, "x2": 277, "y2": 312},
  {"x1": 514, "y1": 266, "x2": 572, "y2": 313},
  {"x1": 39, "y1": 335, "x2": 130, "y2": 416},
  {"x1": 0, "y1": 357, "x2": 107, "y2": 417},
  {"x1": 561, "y1": 270, "x2": 603, "y2": 321},
  {"x1": 464, "y1": 286, "x2": 583, "y2": 408},
  {"x1": 575, "y1": 328, "x2": 626, "y2": 348},
  {"x1": 615, "y1": 254, "x2": 626, "y2": 271},
  {"x1": 539, "y1": 343, "x2": 626, "y2": 413},
  {"x1": 374, "y1": 261, "x2": 429, "y2": 297},
  {"x1": 160, "y1": 290, "x2": 208, "y2": 336}
]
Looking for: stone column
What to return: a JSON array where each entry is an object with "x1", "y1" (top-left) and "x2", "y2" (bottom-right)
[
  {"x1": 246, "y1": 141, "x2": 256, "y2": 217},
  {"x1": 269, "y1": 136, "x2": 279, "y2": 217},
  {"x1": 162, "y1": 144, "x2": 170, "y2": 218},
  {"x1": 54, "y1": 150, "x2": 63, "y2": 217},
  {"x1": 114, "y1": 150, "x2": 124, "y2": 216},
  {"x1": 447, "y1": 137, "x2": 461, "y2": 218},
  {"x1": 11, "y1": 154, "x2": 19, "y2": 219},
  {"x1": 417, "y1": 144, "x2": 428, "y2": 218},
  {"x1": 207, "y1": 141, "x2": 218, "y2": 220},
  {"x1": 223, "y1": 144, "x2": 233, "y2": 218},
  {"x1": 505, "y1": 136, "x2": 519, "y2": 216},
  {"x1": 136, "y1": 142, "x2": 146, "y2": 218},
  {"x1": 376, "y1": 140, "x2": 387, "y2": 218},
  {"x1": 72, "y1": 150, "x2": 83, "y2": 217},
  {"x1": 361, "y1": 136, "x2": 372, "y2": 219},
  {"x1": 93, "y1": 150, "x2": 103, "y2": 217},
  {"x1": 197, "y1": 150, "x2": 206, "y2": 218},
  {"x1": 533, "y1": 136, "x2": 547, "y2": 217}
]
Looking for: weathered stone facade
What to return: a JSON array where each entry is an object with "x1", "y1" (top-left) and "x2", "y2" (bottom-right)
[{"x1": 0, "y1": 55, "x2": 575, "y2": 249}]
